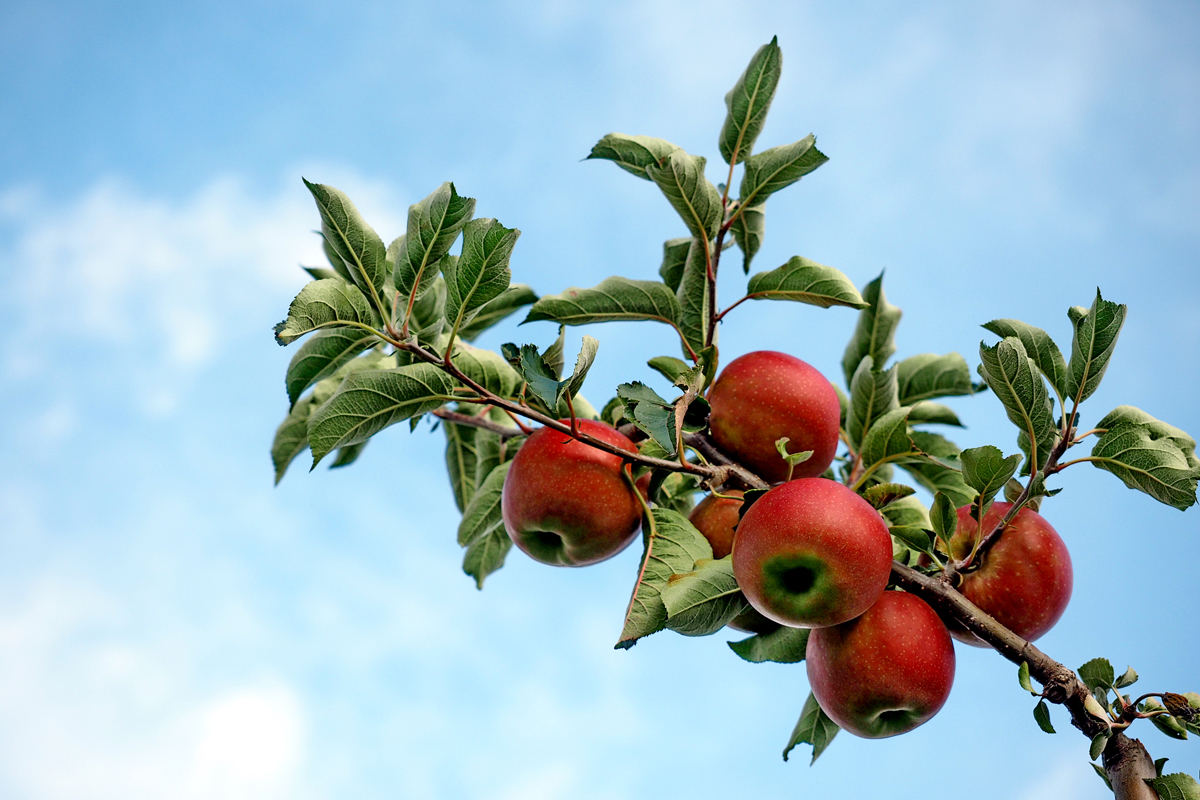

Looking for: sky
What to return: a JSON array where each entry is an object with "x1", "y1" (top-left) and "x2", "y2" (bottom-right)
[{"x1": 0, "y1": 1, "x2": 1198, "y2": 798}]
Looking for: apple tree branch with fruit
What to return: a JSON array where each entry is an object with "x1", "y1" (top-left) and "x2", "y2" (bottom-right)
[{"x1": 269, "y1": 38, "x2": 1200, "y2": 800}]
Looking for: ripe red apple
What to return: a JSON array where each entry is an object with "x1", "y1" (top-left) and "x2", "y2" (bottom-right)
[
  {"x1": 732, "y1": 478, "x2": 893, "y2": 628},
  {"x1": 706, "y1": 350, "x2": 840, "y2": 483},
  {"x1": 502, "y1": 419, "x2": 643, "y2": 566},
  {"x1": 688, "y1": 489, "x2": 744, "y2": 559},
  {"x1": 807, "y1": 591, "x2": 956, "y2": 738},
  {"x1": 948, "y1": 502, "x2": 1073, "y2": 646}
]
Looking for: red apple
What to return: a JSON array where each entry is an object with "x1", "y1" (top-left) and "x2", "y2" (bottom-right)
[
  {"x1": 502, "y1": 419, "x2": 643, "y2": 566},
  {"x1": 688, "y1": 489, "x2": 744, "y2": 559},
  {"x1": 807, "y1": 591, "x2": 956, "y2": 738},
  {"x1": 732, "y1": 478, "x2": 893, "y2": 628},
  {"x1": 949, "y1": 502, "x2": 1073, "y2": 646},
  {"x1": 706, "y1": 350, "x2": 840, "y2": 484}
]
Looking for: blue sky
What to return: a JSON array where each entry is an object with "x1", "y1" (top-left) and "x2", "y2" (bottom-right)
[{"x1": 1, "y1": 1, "x2": 1198, "y2": 798}]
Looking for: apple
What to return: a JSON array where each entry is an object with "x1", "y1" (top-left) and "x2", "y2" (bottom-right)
[
  {"x1": 732, "y1": 478, "x2": 893, "y2": 628},
  {"x1": 706, "y1": 350, "x2": 840, "y2": 483},
  {"x1": 807, "y1": 590, "x2": 956, "y2": 738},
  {"x1": 947, "y1": 502, "x2": 1073, "y2": 646},
  {"x1": 502, "y1": 419, "x2": 643, "y2": 566},
  {"x1": 688, "y1": 489, "x2": 744, "y2": 559}
]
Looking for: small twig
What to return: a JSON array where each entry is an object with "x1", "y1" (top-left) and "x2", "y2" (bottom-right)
[{"x1": 433, "y1": 408, "x2": 526, "y2": 439}]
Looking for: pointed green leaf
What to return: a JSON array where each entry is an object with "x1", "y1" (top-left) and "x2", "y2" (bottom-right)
[
  {"x1": 983, "y1": 319, "x2": 1068, "y2": 398},
  {"x1": 1143, "y1": 698, "x2": 1189, "y2": 740},
  {"x1": 1091, "y1": 762, "x2": 1113, "y2": 790},
  {"x1": 443, "y1": 218, "x2": 519, "y2": 336},
  {"x1": 900, "y1": 431, "x2": 976, "y2": 508},
  {"x1": 1096, "y1": 407, "x2": 1199, "y2": 469},
  {"x1": 561, "y1": 337, "x2": 600, "y2": 405},
  {"x1": 1148, "y1": 773, "x2": 1200, "y2": 800},
  {"x1": 647, "y1": 355, "x2": 690, "y2": 384},
  {"x1": 842, "y1": 273, "x2": 902, "y2": 386},
  {"x1": 730, "y1": 202, "x2": 765, "y2": 273},
  {"x1": 846, "y1": 357, "x2": 899, "y2": 449},
  {"x1": 1090, "y1": 421, "x2": 1200, "y2": 510},
  {"x1": 719, "y1": 36, "x2": 782, "y2": 164},
  {"x1": 739, "y1": 135, "x2": 828, "y2": 208},
  {"x1": 896, "y1": 353, "x2": 975, "y2": 404},
  {"x1": 662, "y1": 557, "x2": 749, "y2": 637},
  {"x1": 859, "y1": 405, "x2": 915, "y2": 469},
  {"x1": 272, "y1": 396, "x2": 316, "y2": 485},
  {"x1": 542, "y1": 325, "x2": 566, "y2": 379},
  {"x1": 658, "y1": 237, "x2": 692, "y2": 292},
  {"x1": 274, "y1": 279, "x2": 374, "y2": 346},
  {"x1": 303, "y1": 180, "x2": 389, "y2": 311},
  {"x1": 586, "y1": 133, "x2": 680, "y2": 179},
  {"x1": 303, "y1": 265, "x2": 342, "y2": 282},
  {"x1": 458, "y1": 460, "x2": 512, "y2": 547},
  {"x1": 783, "y1": 693, "x2": 839, "y2": 764},
  {"x1": 889, "y1": 525, "x2": 936, "y2": 559},
  {"x1": 319, "y1": 231, "x2": 353, "y2": 283},
  {"x1": 452, "y1": 342, "x2": 523, "y2": 398},
  {"x1": 307, "y1": 364, "x2": 457, "y2": 465},
  {"x1": 1065, "y1": 290, "x2": 1126, "y2": 404},
  {"x1": 284, "y1": 328, "x2": 378, "y2": 405},
  {"x1": 728, "y1": 626, "x2": 809, "y2": 664},
  {"x1": 745, "y1": 256, "x2": 868, "y2": 310},
  {"x1": 881, "y1": 495, "x2": 931, "y2": 529},
  {"x1": 330, "y1": 440, "x2": 368, "y2": 468},
  {"x1": 930, "y1": 491, "x2": 958, "y2": 552},
  {"x1": 1019, "y1": 662, "x2": 1036, "y2": 694},
  {"x1": 524, "y1": 277, "x2": 681, "y2": 328},
  {"x1": 1033, "y1": 700, "x2": 1056, "y2": 734},
  {"x1": 444, "y1": 421, "x2": 480, "y2": 513},
  {"x1": 392, "y1": 182, "x2": 476, "y2": 319},
  {"x1": 862, "y1": 483, "x2": 916, "y2": 509},
  {"x1": 646, "y1": 150, "x2": 722, "y2": 241},
  {"x1": 675, "y1": 237, "x2": 712, "y2": 356},
  {"x1": 978, "y1": 337, "x2": 1058, "y2": 472},
  {"x1": 1114, "y1": 666, "x2": 1139, "y2": 689},
  {"x1": 463, "y1": 524, "x2": 512, "y2": 589},
  {"x1": 960, "y1": 445, "x2": 1022, "y2": 510},
  {"x1": 457, "y1": 284, "x2": 537, "y2": 341},
  {"x1": 519, "y1": 344, "x2": 561, "y2": 410},
  {"x1": 1078, "y1": 658, "x2": 1115, "y2": 693},
  {"x1": 907, "y1": 402, "x2": 964, "y2": 427}
]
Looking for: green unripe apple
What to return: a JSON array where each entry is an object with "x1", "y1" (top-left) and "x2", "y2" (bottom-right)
[
  {"x1": 732, "y1": 478, "x2": 893, "y2": 628},
  {"x1": 807, "y1": 591, "x2": 956, "y2": 738},
  {"x1": 706, "y1": 350, "x2": 840, "y2": 483},
  {"x1": 502, "y1": 419, "x2": 643, "y2": 566}
]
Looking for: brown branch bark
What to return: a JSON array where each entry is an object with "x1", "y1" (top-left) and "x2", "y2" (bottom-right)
[
  {"x1": 432, "y1": 408, "x2": 526, "y2": 439},
  {"x1": 1103, "y1": 735, "x2": 1158, "y2": 800}
]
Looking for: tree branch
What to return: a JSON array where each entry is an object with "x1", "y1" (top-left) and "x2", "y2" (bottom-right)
[{"x1": 432, "y1": 408, "x2": 527, "y2": 439}]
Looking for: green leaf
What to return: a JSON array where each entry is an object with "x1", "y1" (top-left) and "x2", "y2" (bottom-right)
[
  {"x1": 646, "y1": 150, "x2": 723, "y2": 241},
  {"x1": 303, "y1": 180, "x2": 389, "y2": 311},
  {"x1": 846, "y1": 356, "x2": 899, "y2": 449},
  {"x1": 284, "y1": 328, "x2": 378, "y2": 406},
  {"x1": 881, "y1": 495, "x2": 931, "y2": 529},
  {"x1": 617, "y1": 382, "x2": 678, "y2": 455},
  {"x1": 1096, "y1": 407, "x2": 1199, "y2": 469},
  {"x1": 861, "y1": 482, "x2": 915, "y2": 509},
  {"x1": 662, "y1": 557, "x2": 749, "y2": 637},
  {"x1": 318, "y1": 232, "x2": 353, "y2": 283},
  {"x1": 272, "y1": 396, "x2": 316, "y2": 485},
  {"x1": 647, "y1": 355, "x2": 691, "y2": 384},
  {"x1": 1143, "y1": 698, "x2": 1190, "y2": 740},
  {"x1": 586, "y1": 133, "x2": 680, "y2": 179},
  {"x1": 960, "y1": 445, "x2": 1022, "y2": 511},
  {"x1": 524, "y1": 277, "x2": 681, "y2": 328},
  {"x1": 900, "y1": 432, "x2": 976, "y2": 508},
  {"x1": 463, "y1": 525, "x2": 512, "y2": 590},
  {"x1": 1114, "y1": 666, "x2": 1139, "y2": 690},
  {"x1": 1154, "y1": 758, "x2": 1169, "y2": 778},
  {"x1": 655, "y1": 471, "x2": 700, "y2": 516},
  {"x1": 929, "y1": 491, "x2": 958, "y2": 551},
  {"x1": 330, "y1": 440, "x2": 368, "y2": 468},
  {"x1": 675, "y1": 237, "x2": 712, "y2": 357},
  {"x1": 457, "y1": 284, "x2": 537, "y2": 341},
  {"x1": 458, "y1": 460, "x2": 511, "y2": 547},
  {"x1": 896, "y1": 353, "x2": 975, "y2": 404},
  {"x1": 1078, "y1": 658, "x2": 1115, "y2": 694},
  {"x1": 658, "y1": 237, "x2": 692, "y2": 292},
  {"x1": 783, "y1": 693, "x2": 839, "y2": 764},
  {"x1": 1019, "y1": 662, "x2": 1036, "y2": 694},
  {"x1": 744, "y1": 256, "x2": 868, "y2": 310},
  {"x1": 452, "y1": 342, "x2": 523, "y2": 398},
  {"x1": 858, "y1": 406, "x2": 915, "y2": 469},
  {"x1": 392, "y1": 182, "x2": 476, "y2": 319},
  {"x1": 302, "y1": 265, "x2": 342, "y2": 281},
  {"x1": 719, "y1": 36, "x2": 782, "y2": 165},
  {"x1": 562, "y1": 336, "x2": 599, "y2": 402},
  {"x1": 1033, "y1": 700, "x2": 1056, "y2": 734},
  {"x1": 728, "y1": 626, "x2": 809, "y2": 664},
  {"x1": 443, "y1": 218, "x2": 520, "y2": 337},
  {"x1": 444, "y1": 421, "x2": 480, "y2": 513},
  {"x1": 1091, "y1": 762, "x2": 1113, "y2": 791},
  {"x1": 841, "y1": 273, "x2": 902, "y2": 386},
  {"x1": 542, "y1": 324, "x2": 566, "y2": 379},
  {"x1": 907, "y1": 402, "x2": 964, "y2": 427},
  {"x1": 1090, "y1": 420, "x2": 1200, "y2": 511},
  {"x1": 889, "y1": 525, "x2": 936, "y2": 559},
  {"x1": 730, "y1": 203, "x2": 765, "y2": 273},
  {"x1": 307, "y1": 364, "x2": 457, "y2": 465},
  {"x1": 1089, "y1": 731, "x2": 1110, "y2": 761},
  {"x1": 982, "y1": 319, "x2": 1068, "y2": 399},
  {"x1": 1148, "y1": 773, "x2": 1200, "y2": 800},
  {"x1": 518, "y1": 344, "x2": 561, "y2": 410},
  {"x1": 978, "y1": 337, "x2": 1058, "y2": 472},
  {"x1": 615, "y1": 508, "x2": 713, "y2": 649},
  {"x1": 739, "y1": 135, "x2": 829, "y2": 208},
  {"x1": 408, "y1": 274, "x2": 448, "y2": 343},
  {"x1": 1065, "y1": 289, "x2": 1127, "y2": 404},
  {"x1": 274, "y1": 279, "x2": 374, "y2": 346}
]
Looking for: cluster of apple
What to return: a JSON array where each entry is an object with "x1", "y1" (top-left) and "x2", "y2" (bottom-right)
[{"x1": 501, "y1": 350, "x2": 1074, "y2": 740}]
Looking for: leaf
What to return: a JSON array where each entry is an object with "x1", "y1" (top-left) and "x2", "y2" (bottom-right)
[
  {"x1": 586, "y1": 133, "x2": 680, "y2": 179},
  {"x1": 272, "y1": 396, "x2": 316, "y2": 485},
  {"x1": 900, "y1": 431, "x2": 976, "y2": 508},
  {"x1": 744, "y1": 257, "x2": 868, "y2": 310},
  {"x1": 1096, "y1": 407, "x2": 1199, "y2": 469},
  {"x1": 783, "y1": 693, "x2": 839, "y2": 764},
  {"x1": 1078, "y1": 658, "x2": 1115, "y2": 694},
  {"x1": 330, "y1": 440, "x2": 368, "y2": 468},
  {"x1": 443, "y1": 218, "x2": 520, "y2": 337},
  {"x1": 618, "y1": 382, "x2": 678, "y2": 455},
  {"x1": 862, "y1": 483, "x2": 916, "y2": 509},
  {"x1": 307, "y1": 364, "x2": 457, "y2": 465},
  {"x1": 983, "y1": 319, "x2": 1068, "y2": 398},
  {"x1": 615, "y1": 509, "x2": 713, "y2": 649},
  {"x1": 392, "y1": 182, "x2": 476, "y2": 319},
  {"x1": 889, "y1": 525, "x2": 936, "y2": 559},
  {"x1": 662, "y1": 557, "x2": 749, "y2": 636},
  {"x1": 719, "y1": 36, "x2": 782, "y2": 165},
  {"x1": 739, "y1": 135, "x2": 829, "y2": 208},
  {"x1": 1065, "y1": 289, "x2": 1127, "y2": 404},
  {"x1": 1143, "y1": 698, "x2": 1190, "y2": 740},
  {"x1": 647, "y1": 356, "x2": 691, "y2": 384},
  {"x1": 302, "y1": 265, "x2": 342, "y2": 281},
  {"x1": 518, "y1": 344, "x2": 562, "y2": 410},
  {"x1": 274, "y1": 279, "x2": 374, "y2": 346},
  {"x1": 457, "y1": 284, "x2": 537, "y2": 341},
  {"x1": 452, "y1": 342, "x2": 523, "y2": 398},
  {"x1": 728, "y1": 626, "x2": 810, "y2": 664},
  {"x1": 675, "y1": 237, "x2": 712, "y2": 356},
  {"x1": 1089, "y1": 731, "x2": 1111, "y2": 761},
  {"x1": 318, "y1": 232, "x2": 353, "y2": 282},
  {"x1": 730, "y1": 203, "x2": 765, "y2": 273},
  {"x1": 659, "y1": 237, "x2": 692, "y2": 292},
  {"x1": 655, "y1": 471, "x2": 700, "y2": 516},
  {"x1": 1091, "y1": 763, "x2": 1113, "y2": 791},
  {"x1": 444, "y1": 421, "x2": 480, "y2": 513},
  {"x1": 846, "y1": 357, "x2": 899, "y2": 449},
  {"x1": 1018, "y1": 662, "x2": 1036, "y2": 694},
  {"x1": 562, "y1": 336, "x2": 599, "y2": 402},
  {"x1": 458, "y1": 461, "x2": 511, "y2": 547},
  {"x1": 960, "y1": 446, "x2": 1022, "y2": 511},
  {"x1": 978, "y1": 337, "x2": 1058, "y2": 472},
  {"x1": 907, "y1": 402, "x2": 964, "y2": 427},
  {"x1": 1148, "y1": 773, "x2": 1200, "y2": 800},
  {"x1": 881, "y1": 495, "x2": 931, "y2": 529},
  {"x1": 1033, "y1": 700, "x2": 1056, "y2": 734},
  {"x1": 303, "y1": 180, "x2": 389, "y2": 310},
  {"x1": 841, "y1": 273, "x2": 902, "y2": 386},
  {"x1": 896, "y1": 353, "x2": 975, "y2": 404},
  {"x1": 646, "y1": 150, "x2": 723, "y2": 241},
  {"x1": 524, "y1": 277, "x2": 681, "y2": 328},
  {"x1": 542, "y1": 325, "x2": 566, "y2": 379},
  {"x1": 1090, "y1": 420, "x2": 1200, "y2": 511},
  {"x1": 929, "y1": 491, "x2": 958, "y2": 551},
  {"x1": 858, "y1": 406, "x2": 915, "y2": 469},
  {"x1": 463, "y1": 525, "x2": 512, "y2": 590},
  {"x1": 284, "y1": 327, "x2": 378, "y2": 405},
  {"x1": 1114, "y1": 666, "x2": 1139, "y2": 690}
]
